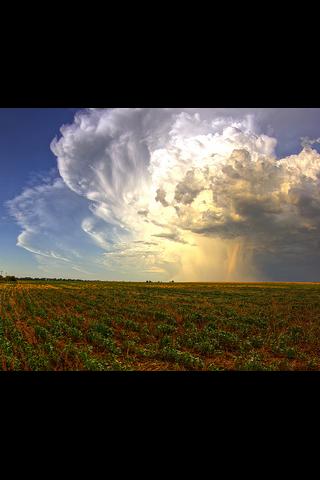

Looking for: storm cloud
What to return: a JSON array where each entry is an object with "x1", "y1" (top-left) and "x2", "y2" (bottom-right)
[{"x1": 8, "y1": 108, "x2": 320, "y2": 281}]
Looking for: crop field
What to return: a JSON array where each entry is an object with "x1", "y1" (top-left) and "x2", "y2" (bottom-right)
[{"x1": 0, "y1": 280, "x2": 319, "y2": 370}]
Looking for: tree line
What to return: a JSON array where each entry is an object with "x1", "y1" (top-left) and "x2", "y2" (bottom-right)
[{"x1": 0, "y1": 275, "x2": 17, "y2": 282}]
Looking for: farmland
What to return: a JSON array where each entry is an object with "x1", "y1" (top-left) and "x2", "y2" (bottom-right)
[{"x1": 0, "y1": 280, "x2": 320, "y2": 370}]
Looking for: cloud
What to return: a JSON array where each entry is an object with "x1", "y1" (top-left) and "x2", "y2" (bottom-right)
[
  {"x1": 174, "y1": 170, "x2": 205, "y2": 205},
  {"x1": 155, "y1": 188, "x2": 169, "y2": 207},
  {"x1": 7, "y1": 178, "x2": 105, "y2": 277},
  {"x1": 8, "y1": 108, "x2": 320, "y2": 281},
  {"x1": 152, "y1": 232, "x2": 188, "y2": 244}
]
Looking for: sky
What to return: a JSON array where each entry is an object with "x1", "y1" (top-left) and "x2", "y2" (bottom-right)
[{"x1": 2, "y1": 107, "x2": 320, "y2": 281}]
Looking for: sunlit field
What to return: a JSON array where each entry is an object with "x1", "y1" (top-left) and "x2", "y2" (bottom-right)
[{"x1": 0, "y1": 280, "x2": 319, "y2": 371}]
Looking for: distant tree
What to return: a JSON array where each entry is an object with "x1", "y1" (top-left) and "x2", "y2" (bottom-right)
[{"x1": 5, "y1": 275, "x2": 17, "y2": 282}]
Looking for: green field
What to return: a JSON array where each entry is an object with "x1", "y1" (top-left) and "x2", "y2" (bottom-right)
[{"x1": 0, "y1": 280, "x2": 319, "y2": 370}]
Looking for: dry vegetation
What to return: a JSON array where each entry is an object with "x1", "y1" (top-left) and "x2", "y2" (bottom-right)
[{"x1": 0, "y1": 280, "x2": 319, "y2": 370}]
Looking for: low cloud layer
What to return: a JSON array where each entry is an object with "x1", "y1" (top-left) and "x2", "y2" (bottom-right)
[{"x1": 8, "y1": 108, "x2": 320, "y2": 281}]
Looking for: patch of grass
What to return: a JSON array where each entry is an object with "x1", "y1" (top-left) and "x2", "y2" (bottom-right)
[
  {"x1": 249, "y1": 335, "x2": 264, "y2": 349},
  {"x1": 86, "y1": 330, "x2": 120, "y2": 354},
  {"x1": 270, "y1": 333, "x2": 300, "y2": 359},
  {"x1": 156, "y1": 346, "x2": 204, "y2": 370},
  {"x1": 153, "y1": 311, "x2": 177, "y2": 325},
  {"x1": 122, "y1": 319, "x2": 141, "y2": 332},
  {"x1": 207, "y1": 363, "x2": 224, "y2": 371},
  {"x1": 215, "y1": 331, "x2": 241, "y2": 352},
  {"x1": 34, "y1": 325, "x2": 49, "y2": 341},
  {"x1": 156, "y1": 323, "x2": 177, "y2": 336},
  {"x1": 78, "y1": 347, "x2": 111, "y2": 371},
  {"x1": 237, "y1": 353, "x2": 272, "y2": 371}
]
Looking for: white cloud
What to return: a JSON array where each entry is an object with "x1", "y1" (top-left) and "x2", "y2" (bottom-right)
[
  {"x1": 7, "y1": 178, "x2": 105, "y2": 277},
  {"x1": 8, "y1": 108, "x2": 320, "y2": 281}
]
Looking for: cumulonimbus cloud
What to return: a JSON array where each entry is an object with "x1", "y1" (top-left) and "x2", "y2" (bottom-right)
[{"x1": 7, "y1": 108, "x2": 320, "y2": 281}]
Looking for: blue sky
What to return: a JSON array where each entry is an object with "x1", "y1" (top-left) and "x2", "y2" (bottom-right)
[
  {"x1": 0, "y1": 108, "x2": 79, "y2": 276},
  {"x1": 2, "y1": 108, "x2": 320, "y2": 281}
]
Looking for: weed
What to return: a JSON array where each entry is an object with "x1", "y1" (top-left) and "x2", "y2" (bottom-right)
[
  {"x1": 156, "y1": 324, "x2": 177, "y2": 336},
  {"x1": 157, "y1": 346, "x2": 204, "y2": 370}
]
